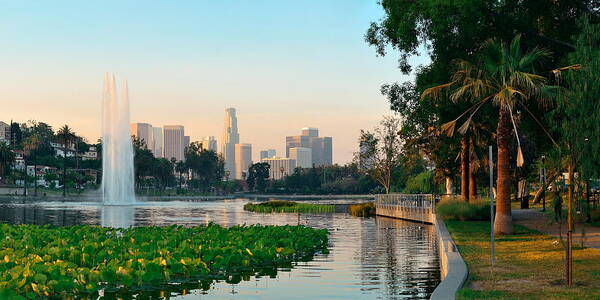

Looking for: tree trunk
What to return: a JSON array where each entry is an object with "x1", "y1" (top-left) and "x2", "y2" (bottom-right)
[
  {"x1": 494, "y1": 108, "x2": 513, "y2": 235},
  {"x1": 460, "y1": 136, "x2": 470, "y2": 201},
  {"x1": 469, "y1": 135, "x2": 477, "y2": 201},
  {"x1": 566, "y1": 162, "x2": 574, "y2": 286},
  {"x1": 533, "y1": 172, "x2": 556, "y2": 204},
  {"x1": 445, "y1": 176, "x2": 455, "y2": 195}
]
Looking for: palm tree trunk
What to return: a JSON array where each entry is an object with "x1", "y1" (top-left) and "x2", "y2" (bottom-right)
[
  {"x1": 445, "y1": 176, "x2": 455, "y2": 194},
  {"x1": 460, "y1": 136, "x2": 470, "y2": 201},
  {"x1": 494, "y1": 108, "x2": 513, "y2": 235},
  {"x1": 469, "y1": 168, "x2": 477, "y2": 202}
]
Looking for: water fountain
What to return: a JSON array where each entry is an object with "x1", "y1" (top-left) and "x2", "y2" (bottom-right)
[{"x1": 101, "y1": 73, "x2": 136, "y2": 205}]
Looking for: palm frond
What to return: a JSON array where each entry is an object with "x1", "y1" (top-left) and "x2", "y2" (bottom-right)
[
  {"x1": 440, "y1": 120, "x2": 457, "y2": 137},
  {"x1": 457, "y1": 118, "x2": 471, "y2": 135},
  {"x1": 518, "y1": 47, "x2": 552, "y2": 69},
  {"x1": 421, "y1": 82, "x2": 453, "y2": 101}
]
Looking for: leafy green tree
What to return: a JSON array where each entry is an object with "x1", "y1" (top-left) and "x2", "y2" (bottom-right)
[
  {"x1": 132, "y1": 136, "x2": 155, "y2": 190},
  {"x1": 0, "y1": 142, "x2": 15, "y2": 182},
  {"x1": 549, "y1": 17, "x2": 600, "y2": 285},
  {"x1": 23, "y1": 133, "x2": 42, "y2": 196},
  {"x1": 247, "y1": 162, "x2": 270, "y2": 192},
  {"x1": 9, "y1": 122, "x2": 22, "y2": 147},
  {"x1": 366, "y1": 0, "x2": 597, "y2": 202},
  {"x1": 154, "y1": 158, "x2": 175, "y2": 190},
  {"x1": 422, "y1": 36, "x2": 556, "y2": 235}
]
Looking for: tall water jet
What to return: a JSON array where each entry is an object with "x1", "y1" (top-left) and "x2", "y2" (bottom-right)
[{"x1": 102, "y1": 73, "x2": 136, "y2": 205}]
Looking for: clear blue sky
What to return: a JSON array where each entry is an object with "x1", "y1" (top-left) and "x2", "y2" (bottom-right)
[{"x1": 0, "y1": 0, "x2": 428, "y2": 163}]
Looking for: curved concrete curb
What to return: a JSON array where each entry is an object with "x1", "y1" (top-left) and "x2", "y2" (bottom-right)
[{"x1": 431, "y1": 216, "x2": 468, "y2": 300}]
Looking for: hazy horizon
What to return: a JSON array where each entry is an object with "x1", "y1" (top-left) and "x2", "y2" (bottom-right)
[{"x1": 0, "y1": 1, "x2": 429, "y2": 163}]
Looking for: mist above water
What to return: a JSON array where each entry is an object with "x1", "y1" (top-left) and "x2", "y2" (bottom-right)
[{"x1": 101, "y1": 73, "x2": 136, "y2": 205}]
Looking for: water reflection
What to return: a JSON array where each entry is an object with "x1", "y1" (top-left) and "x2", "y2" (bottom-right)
[
  {"x1": 0, "y1": 199, "x2": 440, "y2": 299},
  {"x1": 101, "y1": 205, "x2": 135, "y2": 228}
]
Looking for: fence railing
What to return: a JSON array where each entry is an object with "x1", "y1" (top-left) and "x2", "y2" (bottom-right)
[{"x1": 375, "y1": 194, "x2": 437, "y2": 210}]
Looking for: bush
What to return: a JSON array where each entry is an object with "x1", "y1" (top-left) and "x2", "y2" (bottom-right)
[
  {"x1": 403, "y1": 171, "x2": 435, "y2": 194},
  {"x1": 436, "y1": 200, "x2": 490, "y2": 221},
  {"x1": 243, "y1": 201, "x2": 335, "y2": 213},
  {"x1": 349, "y1": 202, "x2": 375, "y2": 217}
]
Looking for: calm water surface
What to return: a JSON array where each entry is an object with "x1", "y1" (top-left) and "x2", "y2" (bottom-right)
[{"x1": 0, "y1": 199, "x2": 440, "y2": 299}]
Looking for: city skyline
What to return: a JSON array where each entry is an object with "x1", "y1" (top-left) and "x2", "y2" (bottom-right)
[{"x1": 0, "y1": 1, "x2": 427, "y2": 164}]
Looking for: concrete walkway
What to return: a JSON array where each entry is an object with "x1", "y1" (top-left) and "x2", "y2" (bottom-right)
[{"x1": 513, "y1": 209, "x2": 600, "y2": 250}]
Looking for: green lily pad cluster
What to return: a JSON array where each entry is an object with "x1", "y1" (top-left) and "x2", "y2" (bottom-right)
[
  {"x1": 0, "y1": 223, "x2": 328, "y2": 299},
  {"x1": 243, "y1": 200, "x2": 335, "y2": 213}
]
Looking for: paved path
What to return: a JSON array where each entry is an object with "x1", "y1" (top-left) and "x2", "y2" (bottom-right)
[{"x1": 513, "y1": 209, "x2": 600, "y2": 250}]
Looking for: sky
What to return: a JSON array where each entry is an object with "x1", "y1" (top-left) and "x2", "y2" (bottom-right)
[{"x1": 0, "y1": 0, "x2": 427, "y2": 163}]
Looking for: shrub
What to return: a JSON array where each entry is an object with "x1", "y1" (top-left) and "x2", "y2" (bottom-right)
[
  {"x1": 436, "y1": 200, "x2": 490, "y2": 221},
  {"x1": 243, "y1": 201, "x2": 335, "y2": 213},
  {"x1": 349, "y1": 202, "x2": 376, "y2": 217}
]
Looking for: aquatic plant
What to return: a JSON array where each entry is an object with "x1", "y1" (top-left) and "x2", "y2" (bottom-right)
[
  {"x1": 0, "y1": 223, "x2": 328, "y2": 299},
  {"x1": 348, "y1": 202, "x2": 376, "y2": 217},
  {"x1": 243, "y1": 201, "x2": 335, "y2": 213}
]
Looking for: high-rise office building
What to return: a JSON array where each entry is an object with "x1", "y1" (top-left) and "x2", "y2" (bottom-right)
[
  {"x1": 163, "y1": 125, "x2": 185, "y2": 161},
  {"x1": 130, "y1": 123, "x2": 153, "y2": 149},
  {"x1": 202, "y1": 136, "x2": 218, "y2": 152},
  {"x1": 285, "y1": 127, "x2": 332, "y2": 166},
  {"x1": 152, "y1": 127, "x2": 163, "y2": 158},
  {"x1": 289, "y1": 147, "x2": 312, "y2": 168},
  {"x1": 262, "y1": 157, "x2": 296, "y2": 180},
  {"x1": 301, "y1": 127, "x2": 319, "y2": 137},
  {"x1": 183, "y1": 136, "x2": 190, "y2": 150},
  {"x1": 234, "y1": 143, "x2": 252, "y2": 180},
  {"x1": 221, "y1": 108, "x2": 240, "y2": 180},
  {"x1": 259, "y1": 149, "x2": 276, "y2": 160}
]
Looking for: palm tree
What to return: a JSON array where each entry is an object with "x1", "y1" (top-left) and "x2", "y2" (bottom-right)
[
  {"x1": 23, "y1": 134, "x2": 41, "y2": 196},
  {"x1": 422, "y1": 35, "x2": 554, "y2": 235},
  {"x1": 57, "y1": 125, "x2": 76, "y2": 197},
  {"x1": 0, "y1": 142, "x2": 15, "y2": 183}
]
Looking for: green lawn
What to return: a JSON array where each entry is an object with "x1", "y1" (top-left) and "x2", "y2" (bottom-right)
[{"x1": 446, "y1": 221, "x2": 600, "y2": 299}]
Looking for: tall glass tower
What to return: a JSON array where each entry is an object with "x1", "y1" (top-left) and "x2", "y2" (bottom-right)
[{"x1": 221, "y1": 108, "x2": 239, "y2": 180}]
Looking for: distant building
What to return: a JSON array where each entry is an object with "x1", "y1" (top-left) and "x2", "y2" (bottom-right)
[
  {"x1": 289, "y1": 147, "x2": 312, "y2": 168},
  {"x1": 202, "y1": 136, "x2": 218, "y2": 152},
  {"x1": 163, "y1": 125, "x2": 185, "y2": 161},
  {"x1": 259, "y1": 149, "x2": 276, "y2": 160},
  {"x1": 262, "y1": 157, "x2": 296, "y2": 180},
  {"x1": 221, "y1": 108, "x2": 240, "y2": 180},
  {"x1": 301, "y1": 127, "x2": 319, "y2": 137},
  {"x1": 50, "y1": 142, "x2": 76, "y2": 157},
  {"x1": 152, "y1": 127, "x2": 163, "y2": 158},
  {"x1": 0, "y1": 121, "x2": 10, "y2": 144},
  {"x1": 235, "y1": 143, "x2": 252, "y2": 180},
  {"x1": 81, "y1": 146, "x2": 98, "y2": 160},
  {"x1": 285, "y1": 127, "x2": 332, "y2": 166},
  {"x1": 183, "y1": 136, "x2": 190, "y2": 150},
  {"x1": 130, "y1": 123, "x2": 153, "y2": 148}
]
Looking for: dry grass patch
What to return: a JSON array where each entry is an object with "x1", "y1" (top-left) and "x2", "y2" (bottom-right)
[{"x1": 447, "y1": 221, "x2": 600, "y2": 299}]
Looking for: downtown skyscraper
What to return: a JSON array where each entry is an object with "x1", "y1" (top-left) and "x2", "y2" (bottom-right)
[{"x1": 221, "y1": 108, "x2": 239, "y2": 180}]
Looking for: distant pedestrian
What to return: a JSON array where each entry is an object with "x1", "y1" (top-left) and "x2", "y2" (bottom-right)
[{"x1": 552, "y1": 185, "x2": 562, "y2": 223}]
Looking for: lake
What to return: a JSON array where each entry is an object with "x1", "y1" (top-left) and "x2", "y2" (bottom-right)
[{"x1": 0, "y1": 198, "x2": 440, "y2": 299}]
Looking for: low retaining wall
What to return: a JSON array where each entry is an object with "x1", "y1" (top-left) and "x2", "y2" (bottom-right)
[
  {"x1": 430, "y1": 216, "x2": 468, "y2": 300},
  {"x1": 374, "y1": 194, "x2": 467, "y2": 299},
  {"x1": 375, "y1": 204, "x2": 436, "y2": 224}
]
